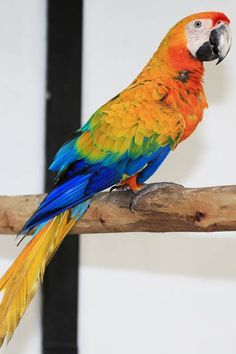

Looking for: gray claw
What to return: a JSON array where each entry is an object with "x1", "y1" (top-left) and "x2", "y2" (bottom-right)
[
  {"x1": 129, "y1": 200, "x2": 136, "y2": 213},
  {"x1": 110, "y1": 184, "x2": 131, "y2": 194},
  {"x1": 129, "y1": 182, "x2": 183, "y2": 213},
  {"x1": 109, "y1": 185, "x2": 119, "y2": 194}
]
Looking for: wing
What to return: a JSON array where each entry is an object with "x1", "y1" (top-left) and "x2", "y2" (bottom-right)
[
  {"x1": 22, "y1": 81, "x2": 185, "y2": 233},
  {"x1": 51, "y1": 81, "x2": 185, "y2": 174}
]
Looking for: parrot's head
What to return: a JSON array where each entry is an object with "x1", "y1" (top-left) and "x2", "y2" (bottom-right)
[
  {"x1": 184, "y1": 12, "x2": 231, "y2": 64},
  {"x1": 161, "y1": 12, "x2": 231, "y2": 70}
]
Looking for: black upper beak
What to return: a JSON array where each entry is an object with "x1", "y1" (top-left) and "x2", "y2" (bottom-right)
[{"x1": 196, "y1": 24, "x2": 232, "y2": 64}]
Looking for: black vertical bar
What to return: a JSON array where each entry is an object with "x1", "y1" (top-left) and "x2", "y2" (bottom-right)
[{"x1": 43, "y1": 1, "x2": 83, "y2": 354}]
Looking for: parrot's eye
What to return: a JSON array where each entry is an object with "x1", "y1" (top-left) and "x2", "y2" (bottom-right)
[{"x1": 194, "y1": 21, "x2": 202, "y2": 29}]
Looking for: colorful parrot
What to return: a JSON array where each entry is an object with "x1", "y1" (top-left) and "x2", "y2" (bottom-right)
[{"x1": 0, "y1": 11, "x2": 231, "y2": 346}]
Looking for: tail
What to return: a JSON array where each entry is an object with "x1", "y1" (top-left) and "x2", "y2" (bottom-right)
[{"x1": 0, "y1": 200, "x2": 90, "y2": 347}]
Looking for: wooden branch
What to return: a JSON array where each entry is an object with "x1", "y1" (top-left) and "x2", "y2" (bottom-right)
[{"x1": 0, "y1": 185, "x2": 236, "y2": 235}]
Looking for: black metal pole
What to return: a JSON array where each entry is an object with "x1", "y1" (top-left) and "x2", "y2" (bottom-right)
[{"x1": 43, "y1": 1, "x2": 83, "y2": 354}]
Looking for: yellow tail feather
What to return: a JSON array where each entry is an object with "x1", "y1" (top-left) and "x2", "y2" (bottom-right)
[{"x1": 0, "y1": 211, "x2": 77, "y2": 347}]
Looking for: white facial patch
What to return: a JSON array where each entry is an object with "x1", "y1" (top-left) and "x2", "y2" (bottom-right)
[{"x1": 186, "y1": 19, "x2": 213, "y2": 57}]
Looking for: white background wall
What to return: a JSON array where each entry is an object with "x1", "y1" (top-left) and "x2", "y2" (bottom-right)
[
  {"x1": 0, "y1": 1, "x2": 46, "y2": 353},
  {"x1": 81, "y1": 1, "x2": 236, "y2": 354},
  {"x1": 0, "y1": 1, "x2": 236, "y2": 354}
]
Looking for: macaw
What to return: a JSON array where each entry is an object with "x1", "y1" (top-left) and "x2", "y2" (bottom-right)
[{"x1": 0, "y1": 11, "x2": 231, "y2": 346}]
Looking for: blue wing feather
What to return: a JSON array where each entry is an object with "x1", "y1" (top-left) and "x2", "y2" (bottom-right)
[
  {"x1": 21, "y1": 144, "x2": 171, "y2": 234},
  {"x1": 137, "y1": 145, "x2": 170, "y2": 183}
]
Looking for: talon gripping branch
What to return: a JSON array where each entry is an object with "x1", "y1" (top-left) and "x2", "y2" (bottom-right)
[{"x1": 0, "y1": 12, "x2": 231, "y2": 346}]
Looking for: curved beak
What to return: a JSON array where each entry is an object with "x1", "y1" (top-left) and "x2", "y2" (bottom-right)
[
  {"x1": 196, "y1": 23, "x2": 232, "y2": 64},
  {"x1": 210, "y1": 23, "x2": 232, "y2": 64}
]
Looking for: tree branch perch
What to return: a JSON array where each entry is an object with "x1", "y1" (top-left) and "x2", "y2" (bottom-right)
[{"x1": 0, "y1": 185, "x2": 236, "y2": 235}]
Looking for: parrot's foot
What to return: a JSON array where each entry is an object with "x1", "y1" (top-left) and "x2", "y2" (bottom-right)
[
  {"x1": 129, "y1": 182, "x2": 183, "y2": 212},
  {"x1": 110, "y1": 175, "x2": 143, "y2": 194},
  {"x1": 109, "y1": 184, "x2": 131, "y2": 193}
]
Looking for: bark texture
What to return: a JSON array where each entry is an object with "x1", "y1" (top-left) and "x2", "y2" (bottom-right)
[{"x1": 0, "y1": 185, "x2": 236, "y2": 235}]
